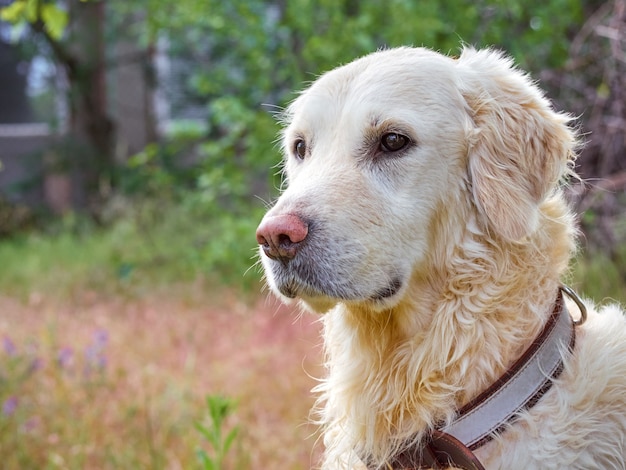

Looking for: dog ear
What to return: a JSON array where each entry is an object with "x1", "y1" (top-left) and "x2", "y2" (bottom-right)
[{"x1": 456, "y1": 48, "x2": 577, "y2": 241}]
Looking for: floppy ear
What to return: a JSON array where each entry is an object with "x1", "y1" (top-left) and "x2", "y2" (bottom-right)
[{"x1": 456, "y1": 48, "x2": 577, "y2": 241}]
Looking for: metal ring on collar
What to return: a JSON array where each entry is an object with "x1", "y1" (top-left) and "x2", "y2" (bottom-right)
[{"x1": 559, "y1": 284, "x2": 587, "y2": 326}]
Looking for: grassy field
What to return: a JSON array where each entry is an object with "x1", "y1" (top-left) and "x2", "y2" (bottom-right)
[
  {"x1": 0, "y1": 212, "x2": 623, "y2": 469},
  {"x1": 0, "y1": 286, "x2": 324, "y2": 469}
]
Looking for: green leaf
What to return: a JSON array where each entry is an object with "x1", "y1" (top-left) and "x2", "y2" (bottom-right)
[
  {"x1": 223, "y1": 427, "x2": 239, "y2": 454},
  {"x1": 24, "y1": 0, "x2": 37, "y2": 22},
  {"x1": 195, "y1": 421, "x2": 219, "y2": 448},
  {"x1": 0, "y1": 1, "x2": 27, "y2": 23},
  {"x1": 41, "y1": 4, "x2": 68, "y2": 40},
  {"x1": 194, "y1": 422, "x2": 213, "y2": 442},
  {"x1": 597, "y1": 82, "x2": 610, "y2": 100},
  {"x1": 196, "y1": 449, "x2": 216, "y2": 470}
]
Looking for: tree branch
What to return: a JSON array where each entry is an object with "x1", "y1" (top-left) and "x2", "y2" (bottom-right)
[{"x1": 30, "y1": 0, "x2": 78, "y2": 78}]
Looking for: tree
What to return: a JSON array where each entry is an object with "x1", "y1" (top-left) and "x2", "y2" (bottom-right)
[{"x1": 2, "y1": 0, "x2": 114, "y2": 208}]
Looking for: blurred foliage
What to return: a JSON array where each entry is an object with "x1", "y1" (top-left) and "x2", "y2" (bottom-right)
[
  {"x1": 0, "y1": 202, "x2": 264, "y2": 299},
  {"x1": 4, "y1": 0, "x2": 624, "y2": 292},
  {"x1": 0, "y1": 198, "x2": 36, "y2": 237},
  {"x1": 106, "y1": 0, "x2": 587, "y2": 284},
  {"x1": 115, "y1": 0, "x2": 584, "y2": 79},
  {"x1": 0, "y1": 0, "x2": 68, "y2": 40}
]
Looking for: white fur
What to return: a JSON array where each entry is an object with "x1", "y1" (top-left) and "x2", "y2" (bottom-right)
[{"x1": 257, "y1": 47, "x2": 626, "y2": 469}]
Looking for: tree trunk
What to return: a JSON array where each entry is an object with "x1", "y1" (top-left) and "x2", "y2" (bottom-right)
[{"x1": 67, "y1": 0, "x2": 114, "y2": 206}]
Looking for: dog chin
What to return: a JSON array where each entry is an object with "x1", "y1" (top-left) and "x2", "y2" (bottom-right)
[
  {"x1": 272, "y1": 277, "x2": 405, "y2": 314},
  {"x1": 299, "y1": 291, "x2": 404, "y2": 315},
  {"x1": 272, "y1": 282, "x2": 339, "y2": 313},
  {"x1": 298, "y1": 296, "x2": 338, "y2": 314}
]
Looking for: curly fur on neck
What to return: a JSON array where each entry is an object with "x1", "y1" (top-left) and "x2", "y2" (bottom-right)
[{"x1": 315, "y1": 191, "x2": 576, "y2": 468}]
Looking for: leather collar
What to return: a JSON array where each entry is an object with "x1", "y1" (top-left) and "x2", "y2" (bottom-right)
[{"x1": 366, "y1": 286, "x2": 582, "y2": 470}]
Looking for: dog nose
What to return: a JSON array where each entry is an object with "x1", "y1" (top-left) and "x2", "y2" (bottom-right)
[{"x1": 256, "y1": 214, "x2": 308, "y2": 262}]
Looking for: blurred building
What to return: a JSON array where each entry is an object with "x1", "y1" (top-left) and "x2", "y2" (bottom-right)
[
  {"x1": 0, "y1": 26, "x2": 160, "y2": 212},
  {"x1": 0, "y1": 33, "x2": 48, "y2": 208}
]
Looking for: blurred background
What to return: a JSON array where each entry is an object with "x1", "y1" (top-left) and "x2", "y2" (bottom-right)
[{"x1": 0, "y1": 0, "x2": 624, "y2": 468}]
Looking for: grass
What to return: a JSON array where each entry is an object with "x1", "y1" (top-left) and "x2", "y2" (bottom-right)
[{"x1": 0, "y1": 200, "x2": 265, "y2": 301}]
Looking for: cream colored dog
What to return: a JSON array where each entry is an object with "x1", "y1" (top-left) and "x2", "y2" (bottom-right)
[{"x1": 256, "y1": 47, "x2": 626, "y2": 469}]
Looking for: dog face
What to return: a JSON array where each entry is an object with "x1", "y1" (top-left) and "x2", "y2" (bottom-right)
[{"x1": 256, "y1": 47, "x2": 574, "y2": 314}]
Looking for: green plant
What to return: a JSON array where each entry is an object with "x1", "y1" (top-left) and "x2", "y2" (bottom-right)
[{"x1": 196, "y1": 395, "x2": 240, "y2": 470}]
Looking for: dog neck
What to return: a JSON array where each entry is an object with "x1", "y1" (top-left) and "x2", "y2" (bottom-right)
[{"x1": 316, "y1": 195, "x2": 576, "y2": 466}]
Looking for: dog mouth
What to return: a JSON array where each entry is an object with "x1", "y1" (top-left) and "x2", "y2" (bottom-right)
[
  {"x1": 273, "y1": 271, "x2": 403, "y2": 305},
  {"x1": 277, "y1": 280, "x2": 299, "y2": 299},
  {"x1": 370, "y1": 277, "x2": 403, "y2": 301},
  {"x1": 274, "y1": 275, "x2": 351, "y2": 301}
]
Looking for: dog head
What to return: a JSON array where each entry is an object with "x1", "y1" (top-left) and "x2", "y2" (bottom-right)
[{"x1": 256, "y1": 47, "x2": 576, "y2": 314}]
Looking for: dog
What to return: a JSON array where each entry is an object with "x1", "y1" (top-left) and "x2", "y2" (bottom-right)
[{"x1": 255, "y1": 47, "x2": 626, "y2": 469}]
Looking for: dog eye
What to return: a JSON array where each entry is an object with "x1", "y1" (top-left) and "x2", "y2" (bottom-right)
[
  {"x1": 294, "y1": 139, "x2": 307, "y2": 160},
  {"x1": 380, "y1": 133, "x2": 408, "y2": 152}
]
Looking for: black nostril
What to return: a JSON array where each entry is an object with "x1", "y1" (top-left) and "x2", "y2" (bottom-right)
[
  {"x1": 277, "y1": 233, "x2": 294, "y2": 246},
  {"x1": 262, "y1": 235, "x2": 301, "y2": 262},
  {"x1": 256, "y1": 213, "x2": 309, "y2": 262}
]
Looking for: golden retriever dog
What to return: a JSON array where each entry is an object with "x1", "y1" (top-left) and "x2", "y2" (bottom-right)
[{"x1": 255, "y1": 47, "x2": 626, "y2": 469}]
